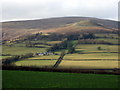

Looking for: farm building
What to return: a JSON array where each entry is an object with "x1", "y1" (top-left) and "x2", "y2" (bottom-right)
[{"x1": 35, "y1": 52, "x2": 54, "y2": 56}]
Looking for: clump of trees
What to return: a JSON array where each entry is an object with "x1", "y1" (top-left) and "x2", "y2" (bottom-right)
[
  {"x1": 66, "y1": 33, "x2": 80, "y2": 41},
  {"x1": 97, "y1": 46, "x2": 102, "y2": 50},
  {"x1": 24, "y1": 32, "x2": 97, "y2": 41},
  {"x1": 80, "y1": 33, "x2": 96, "y2": 39},
  {"x1": 47, "y1": 40, "x2": 76, "y2": 54},
  {"x1": 68, "y1": 47, "x2": 75, "y2": 54},
  {"x1": 67, "y1": 43, "x2": 76, "y2": 54},
  {"x1": 47, "y1": 40, "x2": 68, "y2": 52},
  {"x1": 25, "y1": 33, "x2": 65, "y2": 41}
]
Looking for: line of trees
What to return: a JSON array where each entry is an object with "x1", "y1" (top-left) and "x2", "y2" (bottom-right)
[
  {"x1": 25, "y1": 33, "x2": 65, "y2": 41},
  {"x1": 24, "y1": 32, "x2": 96, "y2": 41},
  {"x1": 2, "y1": 53, "x2": 34, "y2": 66},
  {"x1": 53, "y1": 51, "x2": 66, "y2": 68},
  {"x1": 78, "y1": 39, "x2": 113, "y2": 45}
]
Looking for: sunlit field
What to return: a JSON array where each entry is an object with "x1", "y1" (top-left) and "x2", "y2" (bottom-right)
[
  {"x1": 2, "y1": 46, "x2": 46, "y2": 55},
  {"x1": 15, "y1": 60, "x2": 57, "y2": 68},
  {"x1": 59, "y1": 60, "x2": 119, "y2": 69}
]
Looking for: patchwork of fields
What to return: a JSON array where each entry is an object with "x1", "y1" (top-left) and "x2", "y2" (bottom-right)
[
  {"x1": 13, "y1": 44, "x2": 119, "y2": 69},
  {"x1": 2, "y1": 34, "x2": 119, "y2": 69},
  {"x1": 2, "y1": 45, "x2": 119, "y2": 69}
]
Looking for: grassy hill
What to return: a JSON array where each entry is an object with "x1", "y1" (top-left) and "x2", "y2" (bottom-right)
[{"x1": 2, "y1": 17, "x2": 118, "y2": 41}]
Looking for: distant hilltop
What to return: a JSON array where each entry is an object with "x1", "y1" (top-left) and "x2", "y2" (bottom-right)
[{"x1": 2, "y1": 17, "x2": 118, "y2": 41}]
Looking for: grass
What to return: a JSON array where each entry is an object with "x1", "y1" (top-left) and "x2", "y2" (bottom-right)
[
  {"x1": 95, "y1": 34, "x2": 118, "y2": 39},
  {"x1": 64, "y1": 53, "x2": 118, "y2": 59},
  {"x1": 15, "y1": 60, "x2": 57, "y2": 67},
  {"x1": 34, "y1": 44, "x2": 50, "y2": 48},
  {"x1": 2, "y1": 46, "x2": 46, "y2": 55},
  {"x1": 76, "y1": 44, "x2": 118, "y2": 53},
  {"x1": 27, "y1": 55, "x2": 60, "y2": 60},
  {"x1": 3, "y1": 70, "x2": 119, "y2": 88},
  {"x1": 69, "y1": 40, "x2": 78, "y2": 45},
  {"x1": 47, "y1": 41, "x2": 62, "y2": 45},
  {"x1": 2, "y1": 40, "x2": 63, "y2": 55},
  {"x1": 95, "y1": 38, "x2": 118, "y2": 44},
  {"x1": 0, "y1": 56, "x2": 12, "y2": 59},
  {"x1": 59, "y1": 60, "x2": 119, "y2": 69}
]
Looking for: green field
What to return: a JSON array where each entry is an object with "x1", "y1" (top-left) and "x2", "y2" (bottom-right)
[
  {"x1": 15, "y1": 60, "x2": 56, "y2": 68},
  {"x1": 75, "y1": 44, "x2": 118, "y2": 53},
  {"x1": 3, "y1": 70, "x2": 119, "y2": 88},
  {"x1": 64, "y1": 53, "x2": 118, "y2": 59},
  {"x1": 0, "y1": 56, "x2": 12, "y2": 59},
  {"x1": 47, "y1": 41, "x2": 62, "y2": 45},
  {"x1": 95, "y1": 38, "x2": 118, "y2": 44},
  {"x1": 2, "y1": 46, "x2": 46, "y2": 55},
  {"x1": 59, "y1": 60, "x2": 119, "y2": 69},
  {"x1": 95, "y1": 34, "x2": 118, "y2": 39},
  {"x1": 28, "y1": 55, "x2": 60, "y2": 60}
]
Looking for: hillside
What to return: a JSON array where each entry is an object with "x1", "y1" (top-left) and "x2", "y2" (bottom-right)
[{"x1": 2, "y1": 17, "x2": 118, "y2": 41}]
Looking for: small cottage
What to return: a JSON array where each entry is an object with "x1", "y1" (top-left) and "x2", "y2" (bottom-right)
[{"x1": 35, "y1": 52, "x2": 54, "y2": 56}]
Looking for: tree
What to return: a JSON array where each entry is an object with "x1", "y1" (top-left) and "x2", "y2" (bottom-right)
[
  {"x1": 68, "y1": 47, "x2": 75, "y2": 54},
  {"x1": 97, "y1": 46, "x2": 102, "y2": 50},
  {"x1": 82, "y1": 33, "x2": 96, "y2": 39},
  {"x1": 66, "y1": 34, "x2": 79, "y2": 40}
]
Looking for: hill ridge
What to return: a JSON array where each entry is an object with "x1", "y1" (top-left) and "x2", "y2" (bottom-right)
[{"x1": 2, "y1": 17, "x2": 118, "y2": 41}]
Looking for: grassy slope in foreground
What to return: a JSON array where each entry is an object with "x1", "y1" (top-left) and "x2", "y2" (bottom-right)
[{"x1": 3, "y1": 70, "x2": 118, "y2": 88}]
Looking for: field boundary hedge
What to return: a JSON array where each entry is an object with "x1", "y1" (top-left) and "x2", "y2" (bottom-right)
[{"x1": 2, "y1": 65, "x2": 120, "y2": 75}]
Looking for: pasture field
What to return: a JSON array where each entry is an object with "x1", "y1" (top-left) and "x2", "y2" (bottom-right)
[
  {"x1": 47, "y1": 41, "x2": 62, "y2": 45},
  {"x1": 75, "y1": 44, "x2": 118, "y2": 53},
  {"x1": 34, "y1": 44, "x2": 50, "y2": 48},
  {"x1": 2, "y1": 46, "x2": 46, "y2": 55},
  {"x1": 95, "y1": 34, "x2": 118, "y2": 39},
  {"x1": 3, "y1": 70, "x2": 119, "y2": 88},
  {"x1": 0, "y1": 56, "x2": 12, "y2": 59},
  {"x1": 15, "y1": 60, "x2": 57, "y2": 67},
  {"x1": 64, "y1": 53, "x2": 118, "y2": 59},
  {"x1": 11, "y1": 43, "x2": 26, "y2": 47},
  {"x1": 27, "y1": 55, "x2": 60, "y2": 60},
  {"x1": 59, "y1": 60, "x2": 119, "y2": 69},
  {"x1": 95, "y1": 38, "x2": 118, "y2": 44},
  {"x1": 29, "y1": 40, "x2": 62, "y2": 45},
  {"x1": 13, "y1": 43, "x2": 51, "y2": 48}
]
